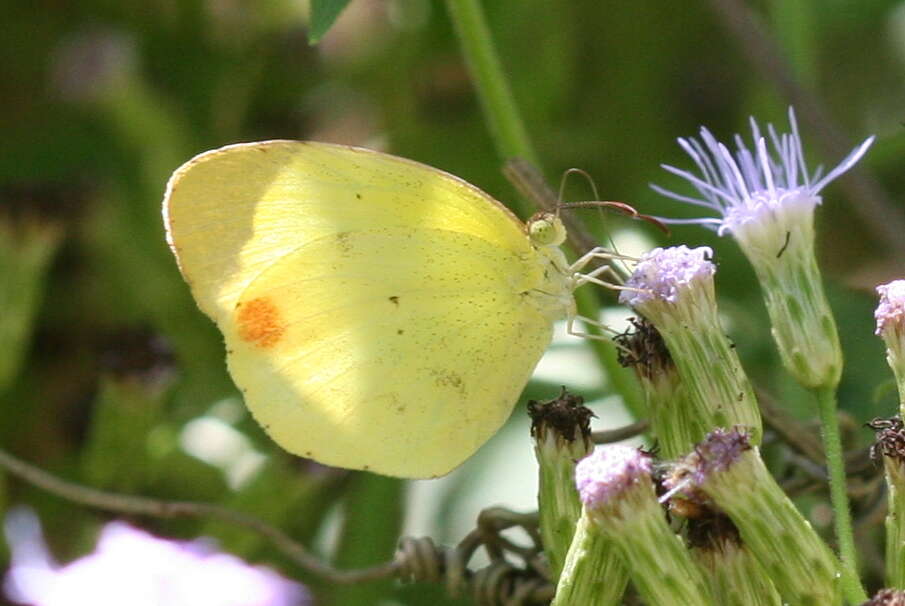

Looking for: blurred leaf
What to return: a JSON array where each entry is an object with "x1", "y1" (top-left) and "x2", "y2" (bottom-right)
[
  {"x1": 329, "y1": 473, "x2": 405, "y2": 603},
  {"x1": 200, "y1": 457, "x2": 344, "y2": 561},
  {"x1": 81, "y1": 372, "x2": 173, "y2": 492},
  {"x1": 308, "y1": 0, "x2": 353, "y2": 44},
  {"x1": 0, "y1": 219, "x2": 62, "y2": 393}
]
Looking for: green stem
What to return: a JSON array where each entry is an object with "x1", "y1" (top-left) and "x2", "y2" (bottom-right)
[
  {"x1": 445, "y1": 0, "x2": 646, "y2": 420},
  {"x1": 444, "y1": 0, "x2": 539, "y2": 176},
  {"x1": 814, "y1": 385, "x2": 866, "y2": 604}
]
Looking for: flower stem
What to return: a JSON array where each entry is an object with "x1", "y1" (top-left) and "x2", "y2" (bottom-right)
[
  {"x1": 814, "y1": 385, "x2": 866, "y2": 604},
  {"x1": 444, "y1": 0, "x2": 539, "y2": 172}
]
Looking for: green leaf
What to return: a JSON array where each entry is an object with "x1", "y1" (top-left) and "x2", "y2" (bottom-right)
[{"x1": 308, "y1": 0, "x2": 352, "y2": 44}]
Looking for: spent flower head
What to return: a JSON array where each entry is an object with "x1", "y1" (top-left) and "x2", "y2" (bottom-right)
[
  {"x1": 528, "y1": 389, "x2": 593, "y2": 581},
  {"x1": 615, "y1": 317, "x2": 693, "y2": 459},
  {"x1": 868, "y1": 416, "x2": 905, "y2": 587}
]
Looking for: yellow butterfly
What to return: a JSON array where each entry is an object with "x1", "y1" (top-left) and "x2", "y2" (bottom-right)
[{"x1": 163, "y1": 141, "x2": 617, "y2": 478}]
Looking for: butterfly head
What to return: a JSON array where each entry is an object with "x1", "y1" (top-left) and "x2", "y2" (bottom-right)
[{"x1": 527, "y1": 212, "x2": 567, "y2": 248}]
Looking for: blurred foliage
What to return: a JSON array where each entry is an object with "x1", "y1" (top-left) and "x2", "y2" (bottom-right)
[
  {"x1": 309, "y1": 0, "x2": 354, "y2": 43},
  {"x1": 1, "y1": 0, "x2": 903, "y2": 604}
]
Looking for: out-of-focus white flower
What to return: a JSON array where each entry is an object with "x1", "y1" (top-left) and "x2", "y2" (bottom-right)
[{"x1": 4, "y1": 508, "x2": 308, "y2": 606}]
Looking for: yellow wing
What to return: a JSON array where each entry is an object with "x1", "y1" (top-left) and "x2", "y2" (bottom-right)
[
  {"x1": 164, "y1": 141, "x2": 560, "y2": 478},
  {"x1": 164, "y1": 141, "x2": 530, "y2": 325},
  {"x1": 226, "y1": 227, "x2": 553, "y2": 477}
]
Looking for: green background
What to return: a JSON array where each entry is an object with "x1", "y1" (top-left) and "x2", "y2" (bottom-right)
[{"x1": 1, "y1": 1, "x2": 903, "y2": 603}]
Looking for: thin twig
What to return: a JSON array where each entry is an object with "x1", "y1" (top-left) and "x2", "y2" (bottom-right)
[
  {"x1": 707, "y1": 0, "x2": 905, "y2": 257},
  {"x1": 592, "y1": 420, "x2": 649, "y2": 444},
  {"x1": 758, "y1": 390, "x2": 825, "y2": 463},
  {"x1": 0, "y1": 447, "x2": 398, "y2": 584}
]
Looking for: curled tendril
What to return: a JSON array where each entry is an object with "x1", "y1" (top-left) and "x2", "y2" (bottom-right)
[{"x1": 394, "y1": 508, "x2": 554, "y2": 605}]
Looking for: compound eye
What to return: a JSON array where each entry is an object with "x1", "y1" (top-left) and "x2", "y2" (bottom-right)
[{"x1": 527, "y1": 212, "x2": 567, "y2": 247}]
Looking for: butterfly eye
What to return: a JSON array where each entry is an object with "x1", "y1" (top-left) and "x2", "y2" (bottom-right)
[{"x1": 528, "y1": 212, "x2": 567, "y2": 247}]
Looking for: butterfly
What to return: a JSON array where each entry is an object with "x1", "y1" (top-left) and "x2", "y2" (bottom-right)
[{"x1": 163, "y1": 141, "x2": 622, "y2": 478}]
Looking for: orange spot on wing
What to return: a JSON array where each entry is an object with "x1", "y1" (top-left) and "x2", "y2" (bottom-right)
[{"x1": 237, "y1": 297, "x2": 285, "y2": 348}]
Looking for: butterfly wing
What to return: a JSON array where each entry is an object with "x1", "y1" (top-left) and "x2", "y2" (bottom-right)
[
  {"x1": 164, "y1": 141, "x2": 555, "y2": 478},
  {"x1": 164, "y1": 141, "x2": 530, "y2": 325},
  {"x1": 227, "y1": 227, "x2": 553, "y2": 477}
]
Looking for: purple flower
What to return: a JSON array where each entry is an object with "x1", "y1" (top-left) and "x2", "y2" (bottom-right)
[
  {"x1": 618, "y1": 245, "x2": 714, "y2": 308},
  {"x1": 574, "y1": 445, "x2": 652, "y2": 510},
  {"x1": 653, "y1": 107, "x2": 873, "y2": 237},
  {"x1": 4, "y1": 509, "x2": 308, "y2": 606}
]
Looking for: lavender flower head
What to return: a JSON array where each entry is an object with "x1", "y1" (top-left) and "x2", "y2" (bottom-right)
[
  {"x1": 653, "y1": 107, "x2": 873, "y2": 240},
  {"x1": 876, "y1": 280, "x2": 905, "y2": 336},
  {"x1": 653, "y1": 109, "x2": 871, "y2": 389},
  {"x1": 618, "y1": 245, "x2": 715, "y2": 309},
  {"x1": 574, "y1": 445, "x2": 652, "y2": 510}
]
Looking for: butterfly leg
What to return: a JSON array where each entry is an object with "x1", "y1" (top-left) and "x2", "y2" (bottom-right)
[
  {"x1": 569, "y1": 247, "x2": 637, "y2": 274},
  {"x1": 573, "y1": 264, "x2": 622, "y2": 289},
  {"x1": 567, "y1": 313, "x2": 617, "y2": 340},
  {"x1": 566, "y1": 315, "x2": 634, "y2": 355}
]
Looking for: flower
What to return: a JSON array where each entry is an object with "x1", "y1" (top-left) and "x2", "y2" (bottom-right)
[
  {"x1": 561, "y1": 446, "x2": 712, "y2": 606},
  {"x1": 3, "y1": 509, "x2": 308, "y2": 606},
  {"x1": 653, "y1": 108, "x2": 873, "y2": 390},
  {"x1": 876, "y1": 280, "x2": 905, "y2": 337},
  {"x1": 652, "y1": 107, "x2": 873, "y2": 240},
  {"x1": 618, "y1": 246, "x2": 761, "y2": 450},
  {"x1": 574, "y1": 445, "x2": 652, "y2": 512},
  {"x1": 618, "y1": 245, "x2": 715, "y2": 309},
  {"x1": 668, "y1": 428, "x2": 842, "y2": 605}
]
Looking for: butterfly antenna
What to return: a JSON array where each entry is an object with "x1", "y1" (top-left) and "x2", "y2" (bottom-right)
[{"x1": 557, "y1": 168, "x2": 601, "y2": 218}]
